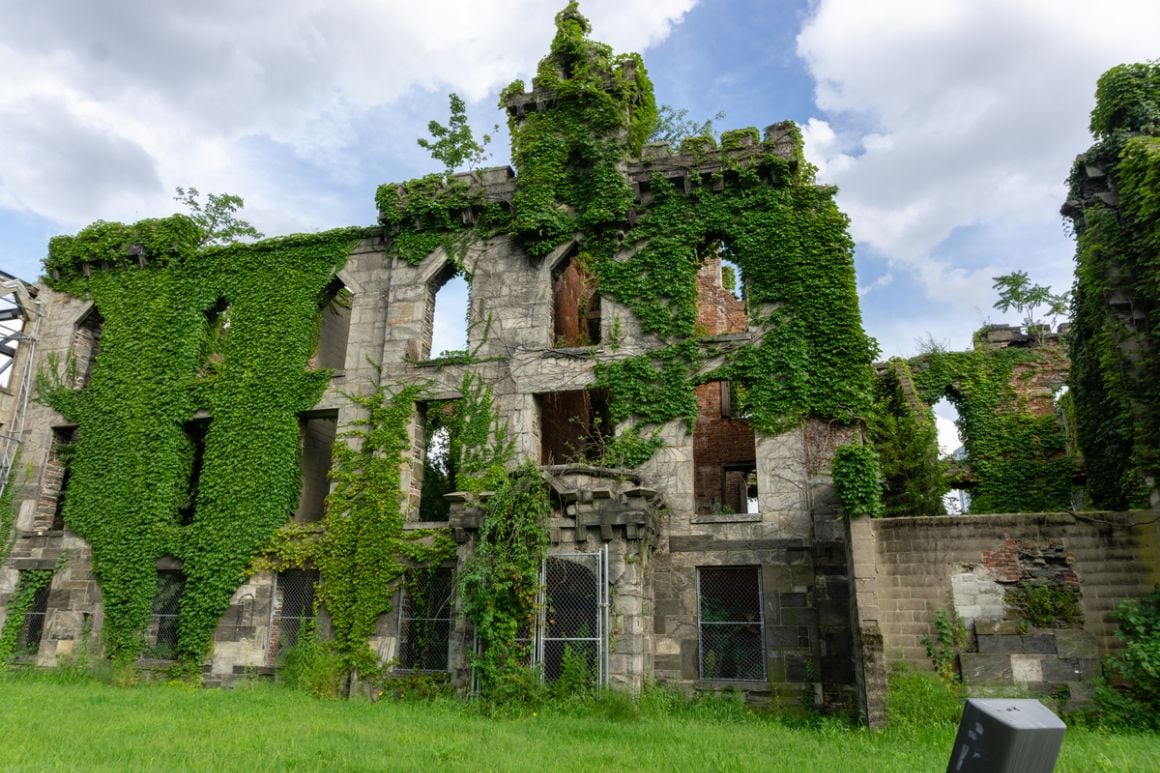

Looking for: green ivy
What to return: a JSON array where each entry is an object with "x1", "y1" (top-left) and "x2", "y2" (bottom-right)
[
  {"x1": 39, "y1": 218, "x2": 370, "y2": 665},
  {"x1": 869, "y1": 361, "x2": 946, "y2": 516},
  {"x1": 458, "y1": 462, "x2": 551, "y2": 700},
  {"x1": 910, "y1": 340, "x2": 1072, "y2": 514},
  {"x1": 1067, "y1": 62, "x2": 1160, "y2": 509},
  {"x1": 316, "y1": 381, "x2": 455, "y2": 678},
  {"x1": 831, "y1": 444, "x2": 884, "y2": 519}
]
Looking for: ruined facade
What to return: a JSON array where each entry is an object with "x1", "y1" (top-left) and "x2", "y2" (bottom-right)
[{"x1": 1, "y1": 8, "x2": 1155, "y2": 728}]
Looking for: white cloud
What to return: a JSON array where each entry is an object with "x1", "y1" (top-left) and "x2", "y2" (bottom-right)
[
  {"x1": 797, "y1": 0, "x2": 1160, "y2": 307},
  {"x1": 0, "y1": 1, "x2": 695, "y2": 236}
]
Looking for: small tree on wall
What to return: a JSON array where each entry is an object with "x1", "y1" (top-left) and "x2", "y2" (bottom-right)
[{"x1": 991, "y1": 271, "x2": 1069, "y2": 340}]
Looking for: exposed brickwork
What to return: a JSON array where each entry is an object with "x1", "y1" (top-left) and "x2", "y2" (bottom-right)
[{"x1": 848, "y1": 511, "x2": 1159, "y2": 723}]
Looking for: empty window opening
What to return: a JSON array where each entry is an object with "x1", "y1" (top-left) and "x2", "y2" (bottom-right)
[
  {"x1": 721, "y1": 258, "x2": 743, "y2": 301},
  {"x1": 425, "y1": 265, "x2": 470, "y2": 360},
  {"x1": 146, "y1": 569, "x2": 184, "y2": 660},
  {"x1": 198, "y1": 298, "x2": 230, "y2": 378},
  {"x1": 551, "y1": 254, "x2": 601, "y2": 347},
  {"x1": 295, "y1": 413, "x2": 337, "y2": 523},
  {"x1": 311, "y1": 278, "x2": 351, "y2": 371},
  {"x1": 698, "y1": 565, "x2": 765, "y2": 681},
  {"x1": 933, "y1": 397, "x2": 969, "y2": 515},
  {"x1": 178, "y1": 418, "x2": 211, "y2": 526},
  {"x1": 273, "y1": 568, "x2": 317, "y2": 659},
  {"x1": 693, "y1": 381, "x2": 757, "y2": 515},
  {"x1": 13, "y1": 574, "x2": 51, "y2": 657},
  {"x1": 537, "y1": 390, "x2": 612, "y2": 465},
  {"x1": 48, "y1": 426, "x2": 76, "y2": 531},
  {"x1": 72, "y1": 306, "x2": 103, "y2": 388},
  {"x1": 397, "y1": 568, "x2": 454, "y2": 672},
  {"x1": 696, "y1": 243, "x2": 748, "y2": 335},
  {"x1": 418, "y1": 401, "x2": 458, "y2": 522}
]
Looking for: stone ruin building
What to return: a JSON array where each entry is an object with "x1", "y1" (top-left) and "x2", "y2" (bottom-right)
[{"x1": 1, "y1": 7, "x2": 1157, "y2": 726}]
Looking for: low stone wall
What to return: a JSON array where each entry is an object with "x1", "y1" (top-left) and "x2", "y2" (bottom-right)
[{"x1": 848, "y1": 511, "x2": 1160, "y2": 727}]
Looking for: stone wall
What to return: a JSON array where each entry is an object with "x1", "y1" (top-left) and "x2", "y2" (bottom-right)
[{"x1": 848, "y1": 511, "x2": 1160, "y2": 726}]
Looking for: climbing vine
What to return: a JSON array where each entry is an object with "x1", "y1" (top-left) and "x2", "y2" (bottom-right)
[
  {"x1": 909, "y1": 337, "x2": 1073, "y2": 514},
  {"x1": 832, "y1": 444, "x2": 884, "y2": 519},
  {"x1": 869, "y1": 361, "x2": 946, "y2": 516},
  {"x1": 0, "y1": 568, "x2": 53, "y2": 664},
  {"x1": 39, "y1": 217, "x2": 371, "y2": 665},
  {"x1": 315, "y1": 381, "x2": 455, "y2": 678},
  {"x1": 1066, "y1": 61, "x2": 1160, "y2": 508},
  {"x1": 458, "y1": 462, "x2": 551, "y2": 700}
]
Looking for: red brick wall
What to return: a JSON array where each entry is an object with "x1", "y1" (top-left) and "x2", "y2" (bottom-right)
[
  {"x1": 696, "y1": 256, "x2": 747, "y2": 335},
  {"x1": 693, "y1": 382, "x2": 756, "y2": 514}
]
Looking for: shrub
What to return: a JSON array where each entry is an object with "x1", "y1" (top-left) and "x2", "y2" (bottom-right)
[
  {"x1": 1005, "y1": 582, "x2": 1083, "y2": 629},
  {"x1": 886, "y1": 664, "x2": 964, "y2": 729},
  {"x1": 1092, "y1": 585, "x2": 1160, "y2": 730}
]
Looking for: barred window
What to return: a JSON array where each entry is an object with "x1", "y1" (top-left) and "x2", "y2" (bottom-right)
[
  {"x1": 15, "y1": 576, "x2": 50, "y2": 657},
  {"x1": 397, "y1": 568, "x2": 453, "y2": 672},
  {"x1": 146, "y1": 570, "x2": 184, "y2": 659},
  {"x1": 698, "y1": 565, "x2": 765, "y2": 681},
  {"x1": 274, "y1": 569, "x2": 317, "y2": 657}
]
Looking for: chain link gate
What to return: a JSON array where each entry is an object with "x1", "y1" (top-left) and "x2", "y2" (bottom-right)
[
  {"x1": 396, "y1": 568, "x2": 454, "y2": 672},
  {"x1": 697, "y1": 565, "x2": 766, "y2": 680},
  {"x1": 271, "y1": 569, "x2": 317, "y2": 660},
  {"x1": 538, "y1": 546, "x2": 609, "y2": 688}
]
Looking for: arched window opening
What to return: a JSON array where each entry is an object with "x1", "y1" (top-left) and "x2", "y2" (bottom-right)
[
  {"x1": 551, "y1": 254, "x2": 601, "y2": 347},
  {"x1": 425, "y1": 265, "x2": 470, "y2": 360},
  {"x1": 933, "y1": 397, "x2": 970, "y2": 514},
  {"x1": 311, "y1": 277, "x2": 351, "y2": 372},
  {"x1": 696, "y1": 242, "x2": 747, "y2": 336}
]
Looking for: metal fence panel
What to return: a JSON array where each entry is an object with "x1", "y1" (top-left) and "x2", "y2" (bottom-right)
[
  {"x1": 273, "y1": 569, "x2": 317, "y2": 658},
  {"x1": 539, "y1": 548, "x2": 607, "y2": 687},
  {"x1": 14, "y1": 577, "x2": 49, "y2": 657},
  {"x1": 397, "y1": 568, "x2": 454, "y2": 672},
  {"x1": 698, "y1": 565, "x2": 766, "y2": 681},
  {"x1": 146, "y1": 571, "x2": 184, "y2": 659}
]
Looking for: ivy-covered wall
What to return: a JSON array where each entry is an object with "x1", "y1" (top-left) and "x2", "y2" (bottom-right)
[
  {"x1": 1064, "y1": 61, "x2": 1160, "y2": 509},
  {"x1": 870, "y1": 331, "x2": 1074, "y2": 516},
  {"x1": 39, "y1": 219, "x2": 369, "y2": 664}
]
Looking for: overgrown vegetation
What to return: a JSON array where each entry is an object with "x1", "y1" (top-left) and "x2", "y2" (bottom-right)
[
  {"x1": 38, "y1": 216, "x2": 372, "y2": 666},
  {"x1": 1091, "y1": 585, "x2": 1160, "y2": 730},
  {"x1": 0, "y1": 568, "x2": 53, "y2": 663},
  {"x1": 1005, "y1": 581, "x2": 1083, "y2": 629},
  {"x1": 920, "y1": 608, "x2": 967, "y2": 683},
  {"x1": 1066, "y1": 60, "x2": 1160, "y2": 509},
  {"x1": 908, "y1": 336, "x2": 1073, "y2": 513},
  {"x1": 458, "y1": 463, "x2": 551, "y2": 702},
  {"x1": 831, "y1": 443, "x2": 884, "y2": 518},
  {"x1": 869, "y1": 362, "x2": 946, "y2": 516},
  {"x1": 315, "y1": 381, "x2": 456, "y2": 680}
]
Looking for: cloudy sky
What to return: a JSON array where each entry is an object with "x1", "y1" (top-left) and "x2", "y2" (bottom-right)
[{"x1": 2, "y1": 0, "x2": 1157, "y2": 365}]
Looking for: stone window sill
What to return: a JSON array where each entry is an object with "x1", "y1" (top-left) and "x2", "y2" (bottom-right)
[{"x1": 691, "y1": 512, "x2": 761, "y2": 524}]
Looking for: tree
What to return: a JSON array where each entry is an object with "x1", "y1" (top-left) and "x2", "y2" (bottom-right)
[
  {"x1": 174, "y1": 187, "x2": 264, "y2": 247},
  {"x1": 417, "y1": 93, "x2": 493, "y2": 174},
  {"x1": 650, "y1": 105, "x2": 725, "y2": 145},
  {"x1": 992, "y1": 271, "x2": 1069, "y2": 340}
]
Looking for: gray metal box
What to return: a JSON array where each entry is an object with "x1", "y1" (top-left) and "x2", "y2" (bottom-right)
[{"x1": 947, "y1": 698, "x2": 1066, "y2": 772}]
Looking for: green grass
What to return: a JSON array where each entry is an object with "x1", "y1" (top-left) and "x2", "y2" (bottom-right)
[{"x1": 0, "y1": 672, "x2": 1156, "y2": 771}]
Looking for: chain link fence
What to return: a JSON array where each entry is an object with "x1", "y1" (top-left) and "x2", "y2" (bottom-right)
[
  {"x1": 145, "y1": 571, "x2": 184, "y2": 659},
  {"x1": 14, "y1": 576, "x2": 49, "y2": 657},
  {"x1": 397, "y1": 568, "x2": 454, "y2": 672},
  {"x1": 697, "y1": 565, "x2": 766, "y2": 680},
  {"x1": 540, "y1": 552, "x2": 605, "y2": 686},
  {"x1": 273, "y1": 569, "x2": 317, "y2": 658}
]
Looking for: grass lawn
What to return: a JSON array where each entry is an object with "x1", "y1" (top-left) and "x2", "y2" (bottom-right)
[{"x1": 0, "y1": 674, "x2": 1156, "y2": 771}]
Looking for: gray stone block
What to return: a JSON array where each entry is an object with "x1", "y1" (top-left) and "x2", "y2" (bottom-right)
[
  {"x1": 961, "y1": 652, "x2": 1013, "y2": 685},
  {"x1": 977, "y1": 634, "x2": 1024, "y2": 654}
]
